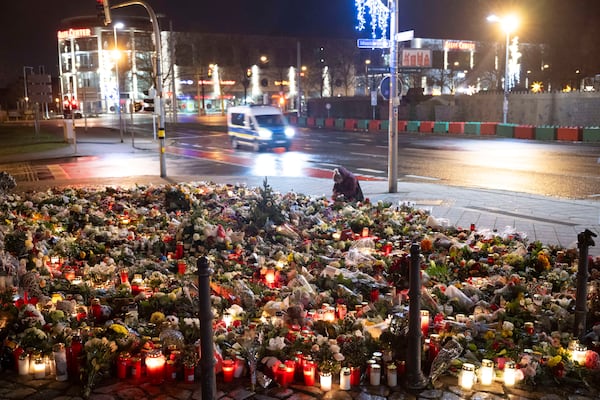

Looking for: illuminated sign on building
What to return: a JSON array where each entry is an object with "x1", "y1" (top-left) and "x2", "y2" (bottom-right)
[
  {"x1": 57, "y1": 28, "x2": 92, "y2": 40},
  {"x1": 444, "y1": 40, "x2": 476, "y2": 51},
  {"x1": 401, "y1": 49, "x2": 432, "y2": 68}
]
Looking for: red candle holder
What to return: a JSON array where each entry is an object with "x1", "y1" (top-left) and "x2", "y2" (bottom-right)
[
  {"x1": 177, "y1": 260, "x2": 186, "y2": 275},
  {"x1": 119, "y1": 270, "x2": 129, "y2": 284},
  {"x1": 303, "y1": 361, "x2": 316, "y2": 386},
  {"x1": 117, "y1": 353, "x2": 130, "y2": 379},
  {"x1": 350, "y1": 366, "x2": 361, "y2": 386},
  {"x1": 284, "y1": 360, "x2": 296, "y2": 384},
  {"x1": 222, "y1": 359, "x2": 235, "y2": 382}
]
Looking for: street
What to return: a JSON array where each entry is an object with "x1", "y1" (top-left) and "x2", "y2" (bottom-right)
[{"x1": 5, "y1": 114, "x2": 600, "y2": 201}]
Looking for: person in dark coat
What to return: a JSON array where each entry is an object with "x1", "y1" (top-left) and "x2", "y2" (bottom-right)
[{"x1": 332, "y1": 166, "x2": 364, "y2": 202}]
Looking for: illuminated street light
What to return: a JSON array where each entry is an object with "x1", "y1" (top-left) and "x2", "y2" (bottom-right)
[
  {"x1": 113, "y1": 22, "x2": 124, "y2": 142},
  {"x1": 488, "y1": 14, "x2": 519, "y2": 124}
]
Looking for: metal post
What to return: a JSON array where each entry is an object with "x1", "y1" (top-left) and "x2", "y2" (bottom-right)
[
  {"x1": 297, "y1": 41, "x2": 301, "y2": 116},
  {"x1": 574, "y1": 229, "x2": 597, "y2": 338},
  {"x1": 197, "y1": 257, "x2": 216, "y2": 400},
  {"x1": 406, "y1": 243, "x2": 427, "y2": 389},
  {"x1": 503, "y1": 32, "x2": 509, "y2": 124},
  {"x1": 114, "y1": 1, "x2": 166, "y2": 177},
  {"x1": 388, "y1": 0, "x2": 399, "y2": 193},
  {"x1": 113, "y1": 24, "x2": 124, "y2": 143}
]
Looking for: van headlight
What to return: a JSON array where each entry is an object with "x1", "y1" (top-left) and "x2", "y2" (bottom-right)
[
  {"x1": 284, "y1": 127, "x2": 295, "y2": 138},
  {"x1": 257, "y1": 127, "x2": 273, "y2": 139}
]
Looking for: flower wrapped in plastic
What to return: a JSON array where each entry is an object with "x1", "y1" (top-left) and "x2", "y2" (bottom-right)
[{"x1": 82, "y1": 337, "x2": 117, "y2": 398}]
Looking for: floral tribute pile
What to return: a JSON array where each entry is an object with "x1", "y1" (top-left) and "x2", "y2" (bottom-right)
[{"x1": 0, "y1": 178, "x2": 599, "y2": 397}]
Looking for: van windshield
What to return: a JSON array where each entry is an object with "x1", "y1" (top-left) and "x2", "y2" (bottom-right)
[{"x1": 255, "y1": 114, "x2": 285, "y2": 127}]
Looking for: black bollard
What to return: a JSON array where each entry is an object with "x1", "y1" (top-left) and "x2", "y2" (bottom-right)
[
  {"x1": 405, "y1": 243, "x2": 427, "y2": 390},
  {"x1": 198, "y1": 256, "x2": 216, "y2": 400},
  {"x1": 574, "y1": 229, "x2": 597, "y2": 339}
]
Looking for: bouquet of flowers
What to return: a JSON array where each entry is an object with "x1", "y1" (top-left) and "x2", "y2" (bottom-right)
[{"x1": 82, "y1": 337, "x2": 117, "y2": 398}]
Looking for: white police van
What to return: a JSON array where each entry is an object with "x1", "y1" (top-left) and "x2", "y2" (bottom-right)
[{"x1": 227, "y1": 105, "x2": 295, "y2": 151}]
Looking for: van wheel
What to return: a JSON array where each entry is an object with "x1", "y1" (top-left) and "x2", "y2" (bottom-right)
[{"x1": 231, "y1": 138, "x2": 239, "y2": 149}]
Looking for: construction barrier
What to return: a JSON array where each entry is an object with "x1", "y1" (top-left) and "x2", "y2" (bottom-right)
[
  {"x1": 496, "y1": 123, "x2": 515, "y2": 138},
  {"x1": 357, "y1": 119, "x2": 369, "y2": 131},
  {"x1": 583, "y1": 127, "x2": 600, "y2": 142},
  {"x1": 433, "y1": 121, "x2": 449, "y2": 134},
  {"x1": 449, "y1": 122, "x2": 464, "y2": 134},
  {"x1": 292, "y1": 118, "x2": 595, "y2": 143},
  {"x1": 368, "y1": 120, "x2": 381, "y2": 132},
  {"x1": 535, "y1": 126, "x2": 556, "y2": 141},
  {"x1": 480, "y1": 122, "x2": 498, "y2": 136},
  {"x1": 407, "y1": 121, "x2": 420, "y2": 132},
  {"x1": 419, "y1": 121, "x2": 434, "y2": 133},
  {"x1": 343, "y1": 119, "x2": 357, "y2": 131},
  {"x1": 514, "y1": 125, "x2": 535, "y2": 140},
  {"x1": 557, "y1": 127, "x2": 582, "y2": 141}
]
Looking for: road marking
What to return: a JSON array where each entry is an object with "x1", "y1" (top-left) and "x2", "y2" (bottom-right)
[
  {"x1": 357, "y1": 168, "x2": 385, "y2": 174},
  {"x1": 350, "y1": 152, "x2": 386, "y2": 158},
  {"x1": 404, "y1": 174, "x2": 440, "y2": 181},
  {"x1": 48, "y1": 165, "x2": 70, "y2": 180}
]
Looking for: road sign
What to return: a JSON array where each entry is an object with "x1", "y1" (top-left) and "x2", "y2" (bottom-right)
[
  {"x1": 367, "y1": 66, "x2": 390, "y2": 74},
  {"x1": 379, "y1": 76, "x2": 402, "y2": 101},
  {"x1": 395, "y1": 30, "x2": 414, "y2": 42},
  {"x1": 357, "y1": 38, "x2": 390, "y2": 49}
]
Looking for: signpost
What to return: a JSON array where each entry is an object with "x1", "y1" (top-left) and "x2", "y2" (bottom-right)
[{"x1": 357, "y1": 38, "x2": 390, "y2": 49}]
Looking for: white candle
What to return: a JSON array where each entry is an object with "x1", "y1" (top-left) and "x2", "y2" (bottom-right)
[
  {"x1": 480, "y1": 359, "x2": 494, "y2": 385},
  {"x1": 572, "y1": 342, "x2": 587, "y2": 365},
  {"x1": 369, "y1": 363, "x2": 381, "y2": 386},
  {"x1": 18, "y1": 354, "x2": 30, "y2": 376},
  {"x1": 33, "y1": 358, "x2": 46, "y2": 379},
  {"x1": 339, "y1": 367, "x2": 351, "y2": 390},
  {"x1": 320, "y1": 372, "x2": 332, "y2": 391},
  {"x1": 386, "y1": 363, "x2": 398, "y2": 387},
  {"x1": 459, "y1": 363, "x2": 475, "y2": 390},
  {"x1": 503, "y1": 361, "x2": 516, "y2": 386}
]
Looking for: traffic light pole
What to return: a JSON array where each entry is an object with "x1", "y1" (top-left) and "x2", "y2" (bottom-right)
[
  {"x1": 387, "y1": 0, "x2": 399, "y2": 193},
  {"x1": 113, "y1": 0, "x2": 167, "y2": 178}
]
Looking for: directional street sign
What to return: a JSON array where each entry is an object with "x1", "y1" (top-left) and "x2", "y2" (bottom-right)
[
  {"x1": 357, "y1": 38, "x2": 390, "y2": 49},
  {"x1": 367, "y1": 66, "x2": 390, "y2": 74},
  {"x1": 395, "y1": 30, "x2": 414, "y2": 42}
]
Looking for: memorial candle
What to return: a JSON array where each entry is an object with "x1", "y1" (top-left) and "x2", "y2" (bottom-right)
[
  {"x1": 420, "y1": 310, "x2": 430, "y2": 337},
  {"x1": 303, "y1": 360, "x2": 316, "y2": 386},
  {"x1": 339, "y1": 367, "x2": 351, "y2": 390},
  {"x1": 145, "y1": 351, "x2": 166, "y2": 385},
  {"x1": 222, "y1": 359, "x2": 235, "y2": 382}
]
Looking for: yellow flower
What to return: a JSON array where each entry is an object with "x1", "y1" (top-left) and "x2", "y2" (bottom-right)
[
  {"x1": 484, "y1": 330, "x2": 495, "y2": 340},
  {"x1": 109, "y1": 323, "x2": 129, "y2": 337},
  {"x1": 546, "y1": 355, "x2": 562, "y2": 368}
]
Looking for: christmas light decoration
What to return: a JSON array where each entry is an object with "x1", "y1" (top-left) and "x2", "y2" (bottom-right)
[{"x1": 355, "y1": 0, "x2": 389, "y2": 38}]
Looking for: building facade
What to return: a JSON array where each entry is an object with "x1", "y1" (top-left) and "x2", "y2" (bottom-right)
[{"x1": 57, "y1": 16, "x2": 549, "y2": 117}]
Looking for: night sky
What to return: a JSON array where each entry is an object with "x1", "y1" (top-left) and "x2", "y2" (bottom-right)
[{"x1": 1, "y1": 0, "x2": 599, "y2": 86}]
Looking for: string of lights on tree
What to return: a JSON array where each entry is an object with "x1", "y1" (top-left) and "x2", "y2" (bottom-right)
[{"x1": 355, "y1": 0, "x2": 390, "y2": 38}]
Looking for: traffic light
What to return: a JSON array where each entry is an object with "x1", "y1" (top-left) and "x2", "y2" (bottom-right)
[{"x1": 96, "y1": 0, "x2": 112, "y2": 26}]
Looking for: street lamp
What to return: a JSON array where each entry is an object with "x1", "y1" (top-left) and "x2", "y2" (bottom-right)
[
  {"x1": 113, "y1": 22, "x2": 124, "y2": 142},
  {"x1": 487, "y1": 14, "x2": 518, "y2": 124}
]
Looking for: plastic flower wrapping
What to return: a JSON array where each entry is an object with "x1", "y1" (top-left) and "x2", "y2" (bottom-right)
[{"x1": 0, "y1": 179, "x2": 598, "y2": 394}]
